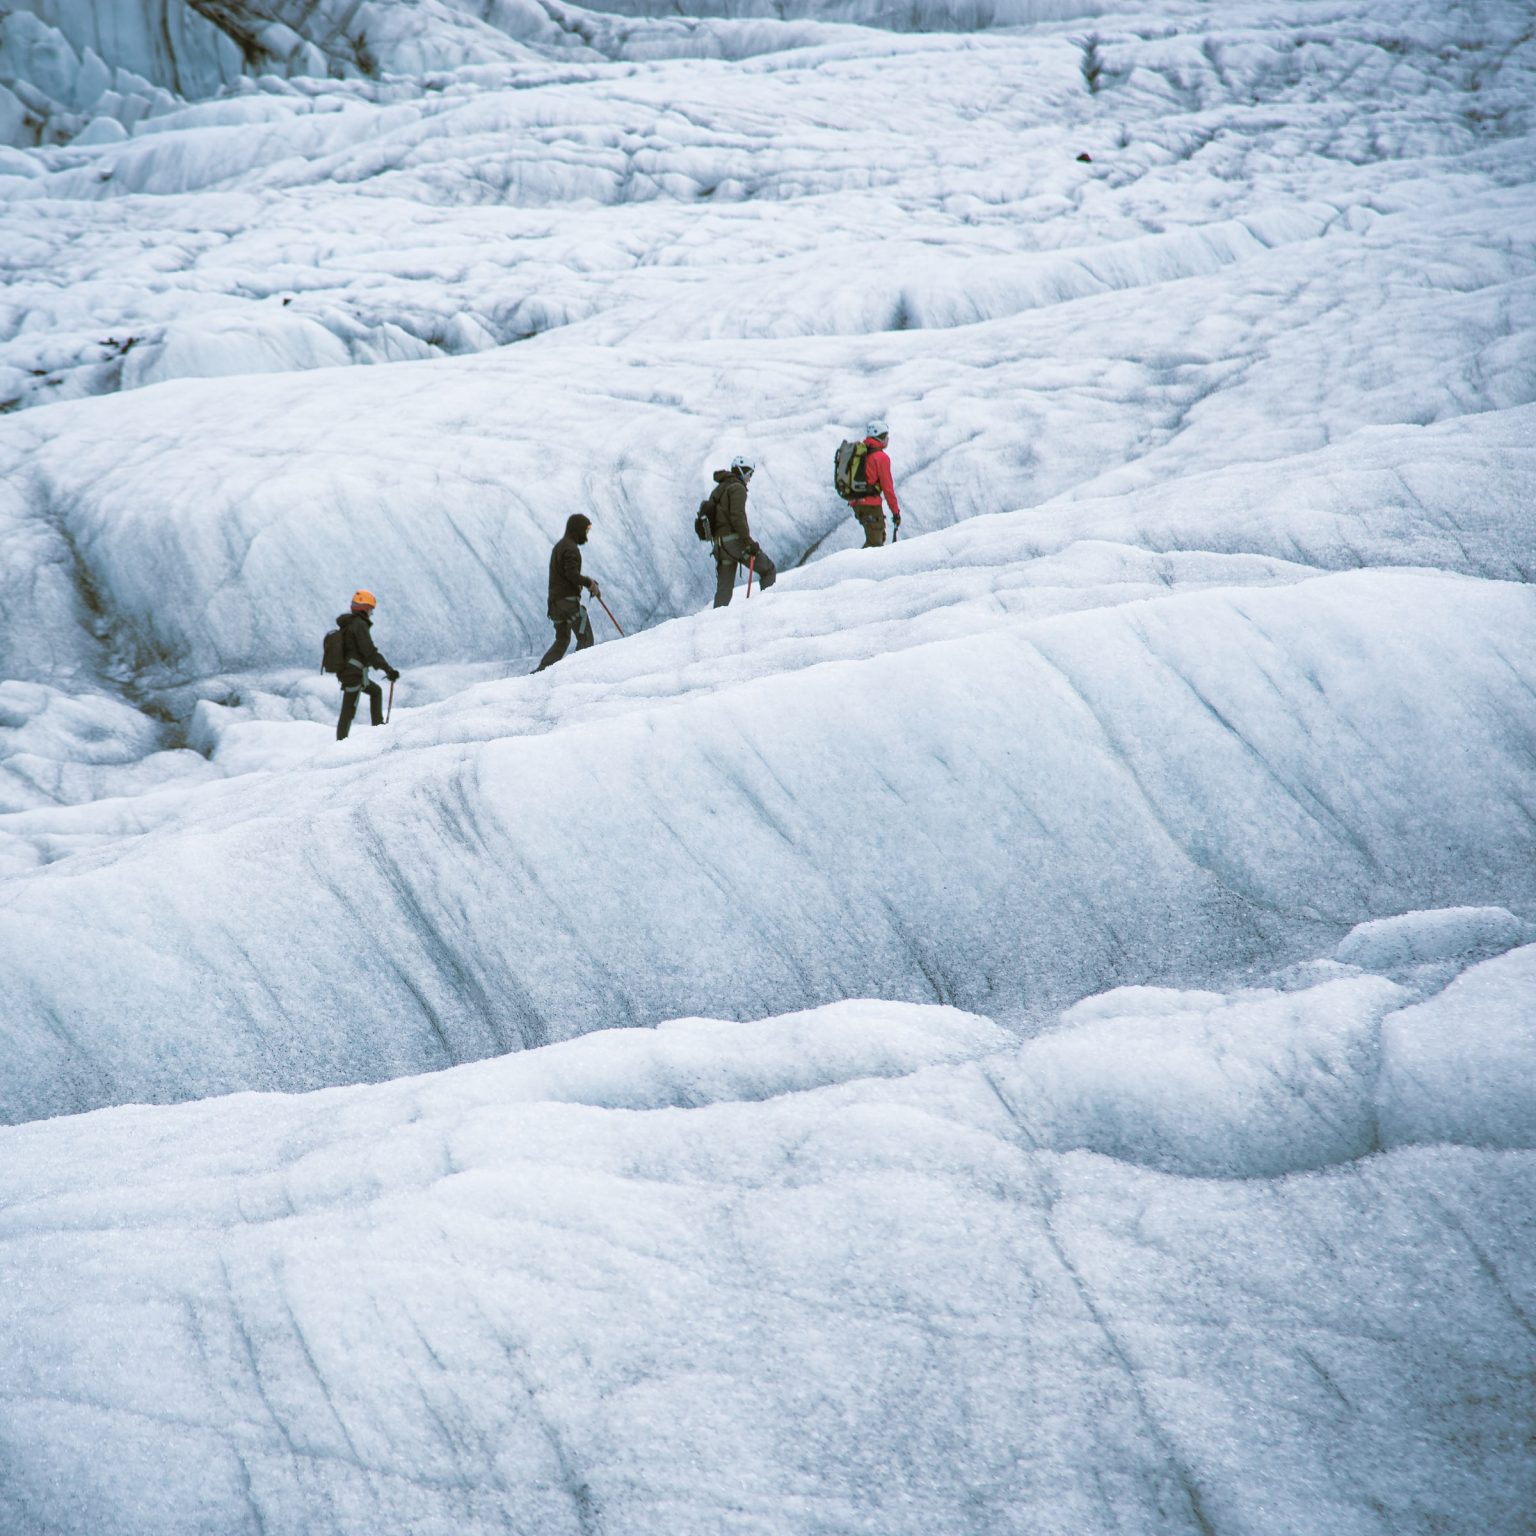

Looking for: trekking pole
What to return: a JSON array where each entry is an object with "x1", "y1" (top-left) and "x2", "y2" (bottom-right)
[
  {"x1": 746, "y1": 555, "x2": 756, "y2": 598},
  {"x1": 386, "y1": 677, "x2": 395, "y2": 724},
  {"x1": 595, "y1": 594, "x2": 625, "y2": 635}
]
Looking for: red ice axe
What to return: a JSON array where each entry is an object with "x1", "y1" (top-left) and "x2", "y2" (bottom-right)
[
  {"x1": 386, "y1": 677, "x2": 395, "y2": 723},
  {"x1": 595, "y1": 593, "x2": 625, "y2": 635},
  {"x1": 746, "y1": 555, "x2": 756, "y2": 598}
]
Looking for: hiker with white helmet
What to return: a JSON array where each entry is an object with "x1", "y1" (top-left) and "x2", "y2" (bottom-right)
[
  {"x1": 845, "y1": 418, "x2": 902, "y2": 548},
  {"x1": 703, "y1": 454, "x2": 777, "y2": 608}
]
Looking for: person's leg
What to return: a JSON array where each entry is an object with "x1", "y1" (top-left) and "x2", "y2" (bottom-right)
[
  {"x1": 365, "y1": 681, "x2": 385, "y2": 726},
  {"x1": 535, "y1": 620, "x2": 575, "y2": 672},
  {"x1": 336, "y1": 684, "x2": 361, "y2": 740},
  {"x1": 574, "y1": 606, "x2": 595, "y2": 651},
  {"x1": 855, "y1": 504, "x2": 885, "y2": 547},
  {"x1": 713, "y1": 555, "x2": 737, "y2": 608}
]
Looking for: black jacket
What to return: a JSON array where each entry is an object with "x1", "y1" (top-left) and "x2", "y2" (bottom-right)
[
  {"x1": 548, "y1": 516, "x2": 594, "y2": 612},
  {"x1": 337, "y1": 611, "x2": 392, "y2": 675}
]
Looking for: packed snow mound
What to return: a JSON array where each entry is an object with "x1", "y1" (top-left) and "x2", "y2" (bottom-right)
[
  {"x1": 4, "y1": 546, "x2": 1536, "y2": 1122},
  {"x1": 1335, "y1": 906, "x2": 1533, "y2": 978},
  {"x1": 1, "y1": 990, "x2": 1532, "y2": 1536},
  {"x1": 1378, "y1": 942, "x2": 1536, "y2": 1151}
]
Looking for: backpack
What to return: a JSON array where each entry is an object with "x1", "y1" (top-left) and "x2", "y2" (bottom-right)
[
  {"x1": 321, "y1": 627, "x2": 346, "y2": 675},
  {"x1": 695, "y1": 477, "x2": 730, "y2": 542},
  {"x1": 833, "y1": 439, "x2": 873, "y2": 501}
]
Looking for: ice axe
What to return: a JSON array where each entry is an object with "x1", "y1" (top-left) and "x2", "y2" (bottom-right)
[
  {"x1": 595, "y1": 592, "x2": 625, "y2": 635},
  {"x1": 386, "y1": 677, "x2": 395, "y2": 723},
  {"x1": 746, "y1": 555, "x2": 756, "y2": 598}
]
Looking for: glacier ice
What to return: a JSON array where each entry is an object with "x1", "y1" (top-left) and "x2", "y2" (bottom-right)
[
  {"x1": 0, "y1": 981, "x2": 1532, "y2": 1535},
  {"x1": 1, "y1": 0, "x2": 1534, "y2": 1529}
]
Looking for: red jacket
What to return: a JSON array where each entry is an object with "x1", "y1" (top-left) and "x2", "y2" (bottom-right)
[{"x1": 852, "y1": 438, "x2": 900, "y2": 515}]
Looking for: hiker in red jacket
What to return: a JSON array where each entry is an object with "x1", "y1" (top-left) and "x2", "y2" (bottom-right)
[{"x1": 850, "y1": 418, "x2": 901, "y2": 548}]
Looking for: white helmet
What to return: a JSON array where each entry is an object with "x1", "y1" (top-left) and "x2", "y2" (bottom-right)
[
  {"x1": 730, "y1": 454, "x2": 755, "y2": 476},
  {"x1": 865, "y1": 418, "x2": 889, "y2": 439}
]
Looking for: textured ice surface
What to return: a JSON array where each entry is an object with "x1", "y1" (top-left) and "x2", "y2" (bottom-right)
[
  {"x1": 0, "y1": 0, "x2": 1532, "y2": 1118},
  {"x1": 1378, "y1": 943, "x2": 1536, "y2": 1151},
  {"x1": 3, "y1": 555, "x2": 1535, "y2": 1121},
  {"x1": 1335, "y1": 906, "x2": 1533, "y2": 982},
  {"x1": 0, "y1": 984, "x2": 1532, "y2": 1536},
  {"x1": 2, "y1": 0, "x2": 1535, "y2": 1529}
]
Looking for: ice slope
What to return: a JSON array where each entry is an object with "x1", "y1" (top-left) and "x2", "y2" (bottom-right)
[
  {"x1": 1, "y1": 966, "x2": 1532, "y2": 1536},
  {"x1": 3, "y1": 478, "x2": 1536, "y2": 1121},
  {"x1": 3, "y1": 0, "x2": 1532, "y2": 410},
  {"x1": 0, "y1": 0, "x2": 782, "y2": 149},
  {"x1": 0, "y1": 0, "x2": 1105, "y2": 155},
  {"x1": 0, "y1": 1, "x2": 236, "y2": 149},
  {"x1": 2, "y1": 0, "x2": 1535, "y2": 1529},
  {"x1": 0, "y1": 0, "x2": 1531, "y2": 1123}
]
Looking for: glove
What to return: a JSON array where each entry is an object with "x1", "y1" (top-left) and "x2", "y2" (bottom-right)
[
  {"x1": 587, "y1": 579, "x2": 601, "y2": 599},
  {"x1": 386, "y1": 668, "x2": 400, "y2": 682},
  {"x1": 892, "y1": 512, "x2": 901, "y2": 527},
  {"x1": 748, "y1": 541, "x2": 763, "y2": 559}
]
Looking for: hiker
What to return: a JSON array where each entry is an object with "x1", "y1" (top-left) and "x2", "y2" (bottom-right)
[
  {"x1": 333, "y1": 589, "x2": 399, "y2": 741},
  {"x1": 707, "y1": 455, "x2": 776, "y2": 608},
  {"x1": 848, "y1": 418, "x2": 901, "y2": 547},
  {"x1": 535, "y1": 513, "x2": 602, "y2": 672}
]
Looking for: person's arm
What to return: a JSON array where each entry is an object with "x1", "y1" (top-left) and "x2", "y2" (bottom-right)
[
  {"x1": 357, "y1": 625, "x2": 398, "y2": 680},
  {"x1": 875, "y1": 452, "x2": 901, "y2": 520},
  {"x1": 557, "y1": 544, "x2": 585, "y2": 593},
  {"x1": 725, "y1": 483, "x2": 755, "y2": 545}
]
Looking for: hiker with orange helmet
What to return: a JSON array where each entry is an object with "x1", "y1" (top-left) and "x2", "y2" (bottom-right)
[
  {"x1": 849, "y1": 419, "x2": 901, "y2": 548},
  {"x1": 334, "y1": 589, "x2": 399, "y2": 740}
]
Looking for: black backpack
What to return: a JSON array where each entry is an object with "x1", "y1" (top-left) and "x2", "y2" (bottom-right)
[
  {"x1": 833, "y1": 439, "x2": 873, "y2": 501},
  {"x1": 694, "y1": 485, "x2": 722, "y2": 542},
  {"x1": 321, "y1": 627, "x2": 346, "y2": 675}
]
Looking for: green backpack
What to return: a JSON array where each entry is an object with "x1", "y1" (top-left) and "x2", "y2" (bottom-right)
[{"x1": 833, "y1": 439, "x2": 873, "y2": 501}]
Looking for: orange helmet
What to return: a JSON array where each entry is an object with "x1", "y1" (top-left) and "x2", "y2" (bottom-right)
[{"x1": 351, "y1": 588, "x2": 377, "y2": 612}]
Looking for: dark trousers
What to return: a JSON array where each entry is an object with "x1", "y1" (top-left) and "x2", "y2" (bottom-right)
[
  {"x1": 337, "y1": 676, "x2": 383, "y2": 739},
  {"x1": 535, "y1": 601, "x2": 594, "y2": 671},
  {"x1": 713, "y1": 535, "x2": 777, "y2": 608},
  {"x1": 853, "y1": 503, "x2": 887, "y2": 547}
]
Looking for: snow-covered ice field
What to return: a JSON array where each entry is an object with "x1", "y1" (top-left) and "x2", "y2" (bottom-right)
[{"x1": 1, "y1": 0, "x2": 1534, "y2": 1531}]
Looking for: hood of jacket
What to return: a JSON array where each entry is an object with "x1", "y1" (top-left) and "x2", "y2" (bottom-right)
[
  {"x1": 336, "y1": 610, "x2": 372, "y2": 629},
  {"x1": 713, "y1": 469, "x2": 736, "y2": 486}
]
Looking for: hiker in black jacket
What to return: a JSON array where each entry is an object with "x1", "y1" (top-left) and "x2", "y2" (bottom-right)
[
  {"x1": 535, "y1": 514, "x2": 601, "y2": 672},
  {"x1": 707, "y1": 455, "x2": 776, "y2": 608},
  {"x1": 335, "y1": 589, "x2": 399, "y2": 740}
]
